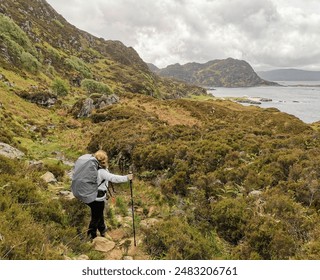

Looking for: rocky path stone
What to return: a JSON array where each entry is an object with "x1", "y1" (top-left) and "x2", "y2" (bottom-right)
[{"x1": 91, "y1": 228, "x2": 151, "y2": 260}]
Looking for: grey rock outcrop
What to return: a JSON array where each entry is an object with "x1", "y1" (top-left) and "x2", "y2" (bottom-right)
[
  {"x1": 0, "y1": 142, "x2": 25, "y2": 159},
  {"x1": 77, "y1": 98, "x2": 95, "y2": 118},
  {"x1": 71, "y1": 94, "x2": 120, "y2": 118}
]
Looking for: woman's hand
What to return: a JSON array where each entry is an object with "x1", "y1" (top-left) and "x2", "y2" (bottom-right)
[{"x1": 127, "y1": 173, "x2": 133, "y2": 181}]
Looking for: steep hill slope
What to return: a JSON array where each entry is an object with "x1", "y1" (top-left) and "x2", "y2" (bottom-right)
[
  {"x1": 152, "y1": 58, "x2": 278, "y2": 87},
  {"x1": 0, "y1": 0, "x2": 205, "y2": 99}
]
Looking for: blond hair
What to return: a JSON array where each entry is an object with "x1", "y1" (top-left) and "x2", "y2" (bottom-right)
[{"x1": 94, "y1": 150, "x2": 108, "y2": 168}]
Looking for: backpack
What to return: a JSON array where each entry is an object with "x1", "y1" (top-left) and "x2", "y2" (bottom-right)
[{"x1": 71, "y1": 154, "x2": 100, "y2": 204}]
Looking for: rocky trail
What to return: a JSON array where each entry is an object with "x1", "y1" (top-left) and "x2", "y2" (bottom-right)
[
  {"x1": 0, "y1": 142, "x2": 160, "y2": 260},
  {"x1": 58, "y1": 174, "x2": 159, "y2": 260}
]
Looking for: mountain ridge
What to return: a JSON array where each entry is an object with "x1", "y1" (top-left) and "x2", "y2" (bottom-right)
[{"x1": 149, "y1": 58, "x2": 278, "y2": 87}]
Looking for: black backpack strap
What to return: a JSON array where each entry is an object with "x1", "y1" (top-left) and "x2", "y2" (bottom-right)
[{"x1": 98, "y1": 179, "x2": 106, "y2": 187}]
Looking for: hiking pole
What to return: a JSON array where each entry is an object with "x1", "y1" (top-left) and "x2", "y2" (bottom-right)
[{"x1": 129, "y1": 171, "x2": 137, "y2": 246}]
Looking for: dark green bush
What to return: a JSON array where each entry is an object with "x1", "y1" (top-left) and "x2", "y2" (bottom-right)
[
  {"x1": 65, "y1": 56, "x2": 92, "y2": 78},
  {"x1": 237, "y1": 216, "x2": 297, "y2": 260},
  {"x1": 0, "y1": 16, "x2": 40, "y2": 74},
  {"x1": 0, "y1": 201, "x2": 63, "y2": 259},
  {"x1": 51, "y1": 78, "x2": 69, "y2": 96},
  {"x1": 144, "y1": 217, "x2": 223, "y2": 259},
  {"x1": 61, "y1": 198, "x2": 88, "y2": 229},
  {"x1": 7, "y1": 178, "x2": 41, "y2": 204},
  {"x1": 0, "y1": 155, "x2": 19, "y2": 174},
  {"x1": 211, "y1": 198, "x2": 250, "y2": 245},
  {"x1": 21, "y1": 51, "x2": 41, "y2": 74},
  {"x1": 0, "y1": 14, "x2": 37, "y2": 55},
  {"x1": 81, "y1": 78, "x2": 113, "y2": 95},
  {"x1": 31, "y1": 199, "x2": 66, "y2": 225}
]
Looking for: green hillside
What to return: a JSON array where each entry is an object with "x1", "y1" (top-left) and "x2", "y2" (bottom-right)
[{"x1": 1, "y1": 0, "x2": 320, "y2": 260}]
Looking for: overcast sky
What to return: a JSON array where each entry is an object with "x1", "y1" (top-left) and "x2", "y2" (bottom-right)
[{"x1": 46, "y1": 0, "x2": 320, "y2": 71}]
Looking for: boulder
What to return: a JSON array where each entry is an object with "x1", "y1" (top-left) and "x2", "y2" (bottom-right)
[
  {"x1": 96, "y1": 94, "x2": 119, "y2": 109},
  {"x1": 59, "y1": 190, "x2": 74, "y2": 200},
  {"x1": 105, "y1": 248, "x2": 123, "y2": 260},
  {"x1": 41, "y1": 171, "x2": 57, "y2": 183},
  {"x1": 28, "y1": 160, "x2": 44, "y2": 171},
  {"x1": 0, "y1": 142, "x2": 25, "y2": 159},
  {"x1": 249, "y1": 190, "x2": 263, "y2": 197},
  {"x1": 18, "y1": 91, "x2": 57, "y2": 107},
  {"x1": 77, "y1": 98, "x2": 94, "y2": 118},
  {"x1": 92, "y1": 237, "x2": 116, "y2": 253},
  {"x1": 108, "y1": 228, "x2": 126, "y2": 242},
  {"x1": 71, "y1": 94, "x2": 120, "y2": 118}
]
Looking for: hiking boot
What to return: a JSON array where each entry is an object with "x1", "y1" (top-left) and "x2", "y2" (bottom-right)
[
  {"x1": 99, "y1": 228, "x2": 107, "y2": 237},
  {"x1": 87, "y1": 231, "x2": 97, "y2": 241}
]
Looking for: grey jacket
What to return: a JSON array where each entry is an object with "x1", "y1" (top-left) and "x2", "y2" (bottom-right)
[{"x1": 95, "y1": 168, "x2": 129, "y2": 202}]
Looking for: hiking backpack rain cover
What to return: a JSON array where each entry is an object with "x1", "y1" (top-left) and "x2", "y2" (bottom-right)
[{"x1": 71, "y1": 154, "x2": 99, "y2": 204}]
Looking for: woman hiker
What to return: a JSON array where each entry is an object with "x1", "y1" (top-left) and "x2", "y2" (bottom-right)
[{"x1": 87, "y1": 150, "x2": 133, "y2": 240}]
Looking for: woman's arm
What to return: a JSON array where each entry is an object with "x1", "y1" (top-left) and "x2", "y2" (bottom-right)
[{"x1": 99, "y1": 169, "x2": 130, "y2": 184}]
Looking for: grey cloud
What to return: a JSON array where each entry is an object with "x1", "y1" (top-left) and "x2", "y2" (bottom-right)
[{"x1": 47, "y1": 0, "x2": 320, "y2": 70}]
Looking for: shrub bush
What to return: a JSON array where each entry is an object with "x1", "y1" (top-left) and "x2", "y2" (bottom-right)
[
  {"x1": 238, "y1": 216, "x2": 297, "y2": 260},
  {"x1": 51, "y1": 78, "x2": 69, "y2": 96},
  {"x1": 211, "y1": 198, "x2": 250, "y2": 245},
  {"x1": 0, "y1": 155, "x2": 19, "y2": 175},
  {"x1": 0, "y1": 14, "x2": 36, "y2": 55},
  {"x1": 0, "y1": 15, "x2": 40, "y2": 73},
  {"x1": 144, "y1": 217, "x2": 223, "y2": 259},
  {"x1": 21, "y1": 51, "x2": 41, "y2": 74},
  {"x1": 65, "y1": 56, "x2": 92, "y2": 78},
  {"x1": 81, "y1": 79, "x2": 113, "y2": 95}
]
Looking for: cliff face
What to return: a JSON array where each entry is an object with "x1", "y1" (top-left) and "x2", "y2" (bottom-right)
[{"x1": 153, "y1": 58, "x2": 277, "y2": 87}]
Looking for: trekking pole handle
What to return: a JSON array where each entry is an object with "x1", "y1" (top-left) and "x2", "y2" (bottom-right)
[{"x1": 128, "y1": 170, "x2": 133, "y2": 182}]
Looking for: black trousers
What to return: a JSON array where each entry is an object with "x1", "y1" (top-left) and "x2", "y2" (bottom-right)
[{"x1": 86, "y1": 200, "x2": 106, "y2": 238}]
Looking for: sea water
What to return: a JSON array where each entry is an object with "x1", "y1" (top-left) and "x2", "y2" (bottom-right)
[{"x1": 207, "y1": 81, "x2": 320, "y2": 124}]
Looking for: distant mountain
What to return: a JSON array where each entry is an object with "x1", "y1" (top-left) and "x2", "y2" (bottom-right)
[
  {"x1": 147, "y1": 63, "x2": 160, "y2": 72},
  {"x1": 149, "y1": 58, "x2": 277, "y2": 87},
  {"x1": 258, "y1": 69, "x2": 320, "y2": 81}
]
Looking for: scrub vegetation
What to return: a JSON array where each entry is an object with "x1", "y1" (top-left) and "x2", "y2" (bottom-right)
[{"x1": 1, "y1": 0, "x2": 320, "y2": 260}]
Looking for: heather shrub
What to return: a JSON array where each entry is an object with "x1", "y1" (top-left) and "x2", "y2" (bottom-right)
[
  {"x1": 144, "y1": 217, "x2": 224, "y2": 259},
  {"x1": 65, "y1": 56, "x2": 92, "y2": 78},
  {"x1": 51, "y1": 78, "x2": 69, "y2": 96},
  {"x1": 81, "y1": 79, "x2": 113, "y2": 95},
  {"x1": 211, "y1": 198, "x2": 251, "y2": 245},
  {"x1": 0, "y1": 15, "x2": 40, "y2": 73}
]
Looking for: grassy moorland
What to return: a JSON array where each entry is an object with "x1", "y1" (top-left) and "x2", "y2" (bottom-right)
[{"x1": 1, "y1": 1, "x2": 320, "y2": 260}]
